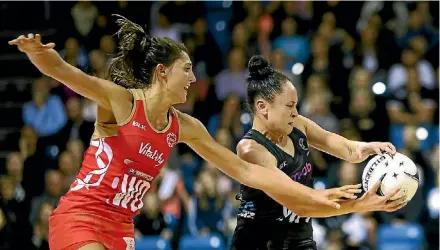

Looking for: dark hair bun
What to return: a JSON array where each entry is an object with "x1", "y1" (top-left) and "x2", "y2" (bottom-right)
[{"x1": 248, "y1": 55, "x2": 274, "y2": 79}]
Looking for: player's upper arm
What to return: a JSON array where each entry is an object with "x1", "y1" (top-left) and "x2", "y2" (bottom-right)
[
  {"x1": 297, "y1": 115, "x2": 333, "y2": 151},
  {"x1": 176, "y1": 111, "x2": 252, "y2": 185},
  {"x1": 48, "y1": 61, "x2": 132, "y2": 111}
]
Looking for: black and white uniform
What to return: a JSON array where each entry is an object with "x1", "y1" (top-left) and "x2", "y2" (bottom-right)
[{"x1": 230, "y1": 128, "x2": 316, "y2": 250}]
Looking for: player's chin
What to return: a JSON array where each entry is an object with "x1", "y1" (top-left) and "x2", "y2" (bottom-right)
[
  {"x1": 174, "y1": 91, "x2": 187, "y2": 104},
  {"x1": 286, "y1": 123, "x2": 294, "y2": 133}
]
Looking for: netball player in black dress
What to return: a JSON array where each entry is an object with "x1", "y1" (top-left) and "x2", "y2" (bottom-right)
[{"x1": 230, "y1": 56, "x2": 408, "y2": 250}]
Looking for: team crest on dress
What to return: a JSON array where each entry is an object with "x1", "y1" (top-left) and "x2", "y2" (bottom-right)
[
  {"x1": 299, "y1": 138, "x2": 308, "y2": 151},
  {"x1": 166, "y1": 132, "x2": 177, "y2": 147}
]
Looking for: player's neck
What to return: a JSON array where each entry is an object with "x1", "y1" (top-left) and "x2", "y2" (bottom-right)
[
  {"x1": 252, "y1": 118, "x2": 284, "y2": 144},
  {"x1": 142, "y1": 86, "x2": 172, "y2": 122}
]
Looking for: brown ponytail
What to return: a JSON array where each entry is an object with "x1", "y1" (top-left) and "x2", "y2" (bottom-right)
[{"x1": 108, "y1": 14, "x2": 188, "y2": 89}]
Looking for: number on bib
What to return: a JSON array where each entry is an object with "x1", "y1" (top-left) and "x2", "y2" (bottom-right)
[{"x1": 283, "y1": 206, "x2": 311, "y2": 223}]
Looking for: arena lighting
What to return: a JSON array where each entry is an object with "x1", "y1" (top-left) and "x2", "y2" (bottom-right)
[
  {"x1": 210, "y1": 236, "x2": 221, "y2": 248},
  {"x1": 222, "y1": 0, "x2": 232, "y2": 8},
  {"x1": 372, "y1": 82, "x2": 386, "y2": 95},
  {"x1": 240, "y1": 113, "x2": 251, "y2": 124},
  {"x1": 416, "y1": 127, "x2": 429, "y2": 140},
  {"x1": 292, "y1": 63, "x2": 304, "y2": 75},
  {"x1": 216, "y1": 21, "x2": 226, "y2": 31}
]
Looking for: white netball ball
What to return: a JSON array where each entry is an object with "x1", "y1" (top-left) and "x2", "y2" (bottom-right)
[{"x1": 362, "y1": 152, "x2": 419, "y2": 202}]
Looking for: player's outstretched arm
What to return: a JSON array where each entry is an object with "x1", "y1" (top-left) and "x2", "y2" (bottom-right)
[
  {"x1": 295, "y1": 181, "x2": 408, "y2": 217},
  {"x1": 8, "y1": 34, "x2": 131, "y2": 110},
  {"x1": 298, "y1": 115, "x2": 396, "y2": 163},
  {"x1": 177, "y1": 112, "x2": 357, "y2": 214}
]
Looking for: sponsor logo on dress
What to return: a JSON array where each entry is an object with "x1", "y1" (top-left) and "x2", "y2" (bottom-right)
[
  {"x1": 128, "y1": 168, "x2": 153, "y2": 181},
  {"x1": 291, "y1": 162, "x2": 312, "y2": 181},
  {"x1": 279, "y1": 161, "x2": 288, "y2": 169},
  {"x1": 132, "y1": 121, "x2": 146, "y2": 131},
  {"x1": 123, "y1": 237, "x2": 135, "y2": 250},
  {"x1": 138, "y1": 142, "x2": 164, "y2": 166}
]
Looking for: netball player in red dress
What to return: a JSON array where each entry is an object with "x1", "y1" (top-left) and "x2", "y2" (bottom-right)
[{"x1": 10, "y1": 16, "x2": 362, "y2": 250}]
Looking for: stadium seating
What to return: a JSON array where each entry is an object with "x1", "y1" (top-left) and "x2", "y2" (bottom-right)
[
  {"x1": 179, "y1": 233, "x2": 226, "y2": 250},
  {"x1": 377, "y1": 223, "x2": 425, "y2": 250},
  {"x1": 136, "y1": 236, "x2": 172, "y2": 250}
]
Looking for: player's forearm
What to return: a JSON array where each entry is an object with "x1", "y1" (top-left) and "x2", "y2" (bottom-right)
[
  {"x1": 26, "y1": 49, "x2": 65, "y2": 76},
  {"x1": 296, "y1": 200, "x2": 358, "y2": 218},
  {"x1": 326, "y1": 133, "x2": 362, "y2": 163},
  {"x1": 245, "y1": 164, "x2": 323, "y2": 213}
]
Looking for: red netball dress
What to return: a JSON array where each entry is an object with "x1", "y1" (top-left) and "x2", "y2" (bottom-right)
[{"x1": 49, "y1": 89, "x2": 180, "y2": 250}]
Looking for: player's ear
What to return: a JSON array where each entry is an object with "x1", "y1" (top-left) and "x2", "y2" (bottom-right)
[{"x1": 255, "y1": 99, "x2": 268, "y2": 116}]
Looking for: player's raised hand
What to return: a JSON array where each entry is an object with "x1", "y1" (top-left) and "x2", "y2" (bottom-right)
[
  {"x1": 310, "y1": 184, "x2": 362, "y2": 209},
  {"x1": 324, "y1": 184, "x2": 363, "y2": 202},
  {"x1": 356, "y1": 180, "x2": 407, "y2": 213},
  {"x1": 8, "y1": 34, "x2": 55, "y2": 54},
  {"x1": 355, "y1": 141, "x2": 397, "y2": 161}
]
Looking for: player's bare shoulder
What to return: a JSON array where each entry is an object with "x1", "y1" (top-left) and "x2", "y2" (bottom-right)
[
  {"x1": 173, "y1": 109, "x2": 205, "y2": 143},
  {"x1": 291, "y1": 115, "x2": 308, "y2": 135},
  {"x1": 237, "y1": 139, "x2": 276, "y2": 169}
]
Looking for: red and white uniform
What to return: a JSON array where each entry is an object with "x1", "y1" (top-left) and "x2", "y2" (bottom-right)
[{"x1": 49, "y1": 89, "x2": 179, "y2": 250}]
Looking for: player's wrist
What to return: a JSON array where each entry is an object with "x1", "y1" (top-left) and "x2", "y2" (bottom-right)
[{"x1": 352, "y1": 199, "x2": 368, "y2": 213}]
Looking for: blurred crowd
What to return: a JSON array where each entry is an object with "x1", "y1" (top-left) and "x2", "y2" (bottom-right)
[{"x1": 0, "y1": 1, "x2": 438, "y2": 250}]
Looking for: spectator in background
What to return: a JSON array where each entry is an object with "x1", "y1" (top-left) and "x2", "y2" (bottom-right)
[
  {"x1": 355, "y1": 22, "x2": 380, "y2": 74},
  {"x1": 272, "y1": 17, "x2": 310, "y2": 68},
  {"x1": 388, "y1": 46, "x2": 436, "y2": 91},
  {"x1": 231, "y1": 22, "x2": 260, "y2": 62},
  {"x1": 98, "y1": 35, "x2": 117, "y2": 59},
  {"x1": 59, "y1": 37, "x2": 89, "y2": 73},
  {"x1": 18, "y1": 126, "x2": 56, "y2": 198},
  {"x1": 134, "y1": 192, "x2": 171, "y2": 240},
  {"x1": 81, "y1": 98, "x2": 98, "y2": 123},
  {"x1": 0, "y1": 202, "x2": 14, "y2": 249},
  {"x1": 398, "y1": 4, "x2": 439, "y2": 53},
  {"x1": 188, "y1": 170, "x2": 225, "y2": 238},
  {"x1": 151, "y1": 7, "x2": 181, "y2": 41},
  {"x1": 356, "y1": 2, "x2": 409, "y2": 38},
  {"x1": 348, "y1": 67, "x2": 372, "y2": 91},
  {"x1": 302, "y1": 35, "x2": 331, "y2": 84},
  {"x1": 88, "y1": 49, "x2": 108, "y2": 79},
  {"x1": 208, "y1": 93, "x2": 247, "y2": 142},
  {"x1": 270, "y1": 49, "x2": 303, "y2": 100},
  {"x1": 191, "y1": 18, "x2": 224, "y2": 80},
  {"x1": 215, "y1": 128, "x2": 234, "y2": 151},
  {"x1": 31, "y1": 202, "x2": 53, "y2": 250},
  {"x1": 63, "y1": 97, "x2": 95, "y2": 147},
  {"x1": 348, "y1": 89, "x2": 389, "y2": 142},
  {"x1": 215, "y1": 48, "x2": 248, "y2": 101},
  {"x1": 70, "y1": 0, "x2": 99, "y2": 46},
  {"x1": 300, "y1": 74, "x2": 332, "y2": 115},
  {"x1": 5, "y1": 152, "x2": 27, "y2": 205},
  {"x1": 387, "y1": 67, "x2": 437, "y2": 151},
  {"x1": 303, "y1": 93, "x2": 339, "y2": 134},
  {"x1": 66, "y1": 139, "x2": 85, "y2": 171},
  {"x1": 0, "y1": 175, "x2": 33, "y2": 249},
  {"x1": 29, "y1": 170, "x2": 63, "y2": 226},
  {"x1": 22, "y1": 77, "x2": 67, "y2": 138},
  {"x1": 57, "y1": 151, "x2": 78, "y2": 193}
]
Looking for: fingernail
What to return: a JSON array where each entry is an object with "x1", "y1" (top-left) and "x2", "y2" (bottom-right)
[{"x1": 336, "y1": 204, "x2": 341, "y2": 209}]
